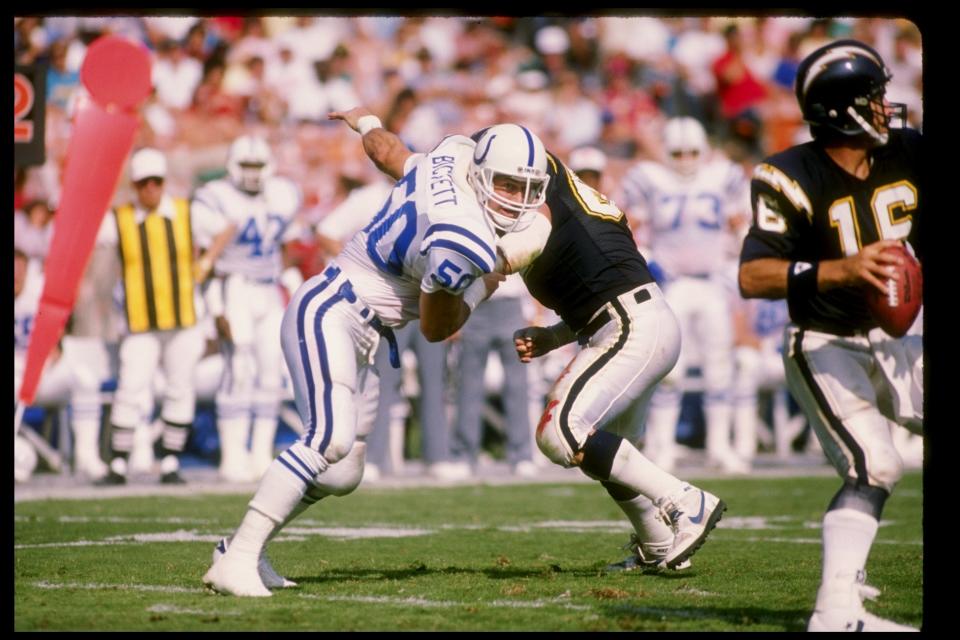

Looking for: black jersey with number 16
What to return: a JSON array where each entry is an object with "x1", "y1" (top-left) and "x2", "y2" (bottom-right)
[{"x1": 740, "y1": 128, "x2": 922, "y2": 335}]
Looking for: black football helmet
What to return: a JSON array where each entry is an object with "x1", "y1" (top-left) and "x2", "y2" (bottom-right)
[{"x1": 795, "y1": 39, "x2": 907, "y2": 145}]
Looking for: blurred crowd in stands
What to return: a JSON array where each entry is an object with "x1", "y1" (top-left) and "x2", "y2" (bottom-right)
[{"x1": 13, "y1": 15, "x2": 924, "y2": 483}]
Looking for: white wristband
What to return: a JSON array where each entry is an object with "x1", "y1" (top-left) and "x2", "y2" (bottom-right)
[
  {"x1": 462, "y1": 278, "x2": 488, "y2": 313},
  {"x1": 357, "y1": 115, "x2": 383, "y2": 136}
]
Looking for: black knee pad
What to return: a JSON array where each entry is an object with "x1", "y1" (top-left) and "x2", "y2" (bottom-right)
[
  {"x1": 579, "y1": 430, "x2": 624, "y2": 481},
  {"x1": 601, "y1": 480, "x2": 640, "y2": 502},
  {"x1": 827, "y1": 481, "x2": 889, "y2": 520}
]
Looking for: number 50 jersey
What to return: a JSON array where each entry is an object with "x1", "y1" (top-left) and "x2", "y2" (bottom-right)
[
  {"x1": 740, "y1": 128, "x2": 922, "y2": 335},
  {"x1": 336, "y1": 134, "x2": 497, "y2": 328}
]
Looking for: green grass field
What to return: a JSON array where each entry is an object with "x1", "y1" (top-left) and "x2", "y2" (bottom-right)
[{"x1": 14, "y1": 471, "x2": 922, "y2": 631}]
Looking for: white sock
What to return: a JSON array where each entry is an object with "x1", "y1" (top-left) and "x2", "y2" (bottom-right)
[
  {"x1": 71, "y1": 417, "x2": 104, "y2": 467},
  {"x1": 609, "y1": 440, "x2": 685, "y2": 502},
  {"x1": 613, "y1": 492, "x2": 673, "y2": 544},
  {"x1": 251, "y1": 416, "x2": 278, "y2": 464},
  {"x1": 229, "y1": 508, "x2": 278, "y2": 558},
  {"x1": 645, "y1": 401, "x2": 680, "y2": 461},
  {"x1": 817, "y1": 508, "x2": 879, "y2": 607},
  {"x1": 733, "y1": 400, "x2": 758, "y2": 462},
  {"x1": 705, "y1": 402, "x2": 734, "y2": 458},
  {"x1": 217, "y1": 415, "x2": 251, "y2": 471}
]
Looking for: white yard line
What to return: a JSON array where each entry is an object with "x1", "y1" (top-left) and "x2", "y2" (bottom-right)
[
  {"x1": 33, "y1": 580, "x2": 592, "y2": 612},
  {"x1": 147, "y1": 604, "x2": 242, "y2": 616},
  {"x1": 15, "y1": 522, "x2": 923, "y2": 550}
]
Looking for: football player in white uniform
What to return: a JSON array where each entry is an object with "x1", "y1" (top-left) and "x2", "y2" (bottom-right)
[
  {"x1": 192, "y1": 135, "x2": 304, "y2": 482},
  {"x1": 620, "y1": 117, "x2": 750, "y2": 473},
  {"x1": 203, "y1": 114, "x2": 548, "y2": 597},
  {"x1": 14, "y1": 249, "x2": 107, "y2": 481}
]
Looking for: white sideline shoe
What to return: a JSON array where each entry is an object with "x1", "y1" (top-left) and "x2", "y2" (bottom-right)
[
  {"x1": 218, "y1": 464, "x2": 254, "y2": 484},
  {"x1": 656, "y1": 484, "x2": 725, "y2": 569},
  {"x1": 427, "y1": 461, "x2": 472, "y2": 481},
  {"x1": 75, "y1": 455, "x2": 109, "y2": 480},
  {"x1": 712, "y1": 454, "x2": 751, "y2": 475},
  {"x1": 808, "y1": 576, "x2": 918, "y2": 632},
  {"x1": 512, "y1": 460, "x2": 539, "y2": 478},
  {"x1": 604, "y1": 534, "x2": 691, "y2": 573},
  {"x1": 213, "y1": 537, "x2": 296, "y2": 589},
  {"x1": 203, "y1": 546, "x2": 272, "y2": 597}
]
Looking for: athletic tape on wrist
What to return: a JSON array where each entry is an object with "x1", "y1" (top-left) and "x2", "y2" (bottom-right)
[
  {"x1": 462, "y1": 279, "x2": 488, "y2": 312},
  {"x1": 357, "y1": 115, "x2": 383, "y2": 136}
]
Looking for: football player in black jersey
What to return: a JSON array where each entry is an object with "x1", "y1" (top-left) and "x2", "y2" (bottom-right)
[
  {"x1": 330, "y1": 108, "x2": 727, "y2": 574},
  {"x1": 738, "y1": 40, "x2": 921, "y2": 632}
]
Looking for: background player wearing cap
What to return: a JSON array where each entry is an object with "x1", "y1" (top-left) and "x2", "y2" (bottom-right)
[{"x1": 96, "y1": 148, "x2": 207, "y2": 485}]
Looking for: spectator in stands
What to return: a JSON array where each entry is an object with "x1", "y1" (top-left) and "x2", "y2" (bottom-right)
[
  {"x1": 712, "y1": 23, "x2": 767, "y2": 160},
  {"x1": 14, "y1": 199, "x2": 55, "y2": 264}
]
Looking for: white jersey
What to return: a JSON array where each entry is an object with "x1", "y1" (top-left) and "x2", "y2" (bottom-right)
[
  {"x1": 336, "y1": 134, "x2": 497, "y2": 327},
  {"x1": 621, "y1": 157, "x2": 747, "y2": 278},
  {"x1": 191, "y1": 176, "x2": 302, "y2": 282},
  {"x1": 14, "y1": 261, "x2": 44, "y2": 357}
]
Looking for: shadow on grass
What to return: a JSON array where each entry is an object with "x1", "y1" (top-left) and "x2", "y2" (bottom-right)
[
  {"x1": 289, "y1": 563, "x2": 711, "y2": 584},
  {"x1": 594, "y1": 602, "x2": 813, "y2": 631}
]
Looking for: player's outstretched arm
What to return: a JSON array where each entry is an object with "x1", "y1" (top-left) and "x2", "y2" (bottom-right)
[{"x1": 328, "y1": 107, "x2": 411, "y2": 181}]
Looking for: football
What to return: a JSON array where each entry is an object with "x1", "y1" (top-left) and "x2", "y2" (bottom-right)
[{"x1": 865, "y1": 244, "x2": 922, "y2": 338}]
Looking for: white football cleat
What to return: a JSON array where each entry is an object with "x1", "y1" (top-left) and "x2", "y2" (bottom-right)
[
  {"x1": 213, "y1": 537, "x2": 296, "y2": 589},
  {"x1": 203, "y1": 544, "x2": 272, "y2": 597},
  {"x1": 656, "y1": 483, "x2": 725, "y2": 569},
  {"x1": 808, "y1": 576, "x2": 918, "y2": 632},
  {"x1": 605, "y1": 534, "x2": 691, "y2": 573}
]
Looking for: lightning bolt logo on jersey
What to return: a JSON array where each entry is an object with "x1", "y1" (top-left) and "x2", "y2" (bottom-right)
[
  {"x1": 192, "y1": 176, "x2": 302, "y2": 283},
  {"x1": 741, "y1": 128, "x2": 921, "y2": 335},
  {"x1": 336, "y1": 135, "x2": 497, "y2": 327}
]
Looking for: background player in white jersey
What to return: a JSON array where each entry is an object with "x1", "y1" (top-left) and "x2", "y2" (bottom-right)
[
  {"x1": 620, "y1": 117, "x2": 750, "y2": 473},
  {"x1": 203, "y1": 112, "x2": 547, "y2": 597},
  {"x1": 14, "y1": 249, "x2": 107, "y2": 482},
  {"x1": 192, "y1": 135, "x2": 304, "y2": 482},
  {"x1": 739, "y1": 40, "x2": 921, "y2": 631}
]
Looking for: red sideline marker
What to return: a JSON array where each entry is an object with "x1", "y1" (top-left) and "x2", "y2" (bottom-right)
[{"x1": 17, "y1": 36, "x2": 151, "y2": 408}]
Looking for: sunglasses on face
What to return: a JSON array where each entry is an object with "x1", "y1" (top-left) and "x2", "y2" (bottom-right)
[
  {"x1": 670, "y1": 150, "x2": 700, "y2": 159},
  {"x1": 134, "y1": 177, "x2": 164, "y2": 188}
]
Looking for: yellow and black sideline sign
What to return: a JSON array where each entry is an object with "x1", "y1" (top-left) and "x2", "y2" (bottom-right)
[{"x1": 116, "y1": 199, "x2": 197, "y2": 333}]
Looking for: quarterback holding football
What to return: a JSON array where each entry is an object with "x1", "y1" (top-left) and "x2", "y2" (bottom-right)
[{"x1": 738, "y1": 39, "x2": 922, "y2": 632}]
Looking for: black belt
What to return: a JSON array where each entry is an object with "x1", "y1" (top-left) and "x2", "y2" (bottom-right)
[
  {"x1": 576, "y1": 288, "x2": 652, "y2": 346},
  {"x1": 324, "y1": 263, "x2": 401, "y2": 370},
  {"x1": 370, "y1": 316, "x2": 401, "y2": 368}
]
